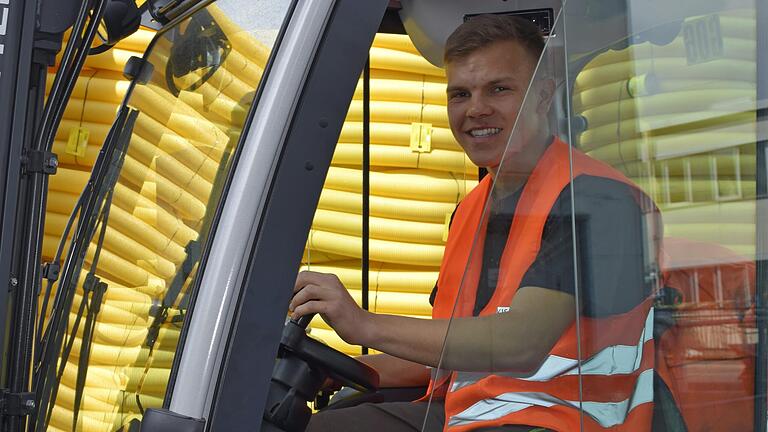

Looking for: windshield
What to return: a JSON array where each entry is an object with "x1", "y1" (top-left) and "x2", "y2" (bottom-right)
[
  {"x1": 33, "y1": 1, "x2": 292, "y2": 430},
  {"x1": 424, "y1": 1, "x2": 766, "y2": 431}
]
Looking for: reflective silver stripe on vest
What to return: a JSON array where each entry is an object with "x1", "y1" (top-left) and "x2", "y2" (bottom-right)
[
  {"x1": 448, "y1": 368, "x2": 654, "y2": 428},
  {"x1": 451, "y1": 309, "x2": 654, "y2": 392}
]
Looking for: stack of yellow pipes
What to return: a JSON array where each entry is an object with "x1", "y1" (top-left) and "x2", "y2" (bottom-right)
[
  {"x1": 41, "y1": 21, "x2": 473, "y2": 430},
  {"x1": 44, "y1": 6, "x2": 270, "y2": 430},
  {"x1": 301, "y1": 34, "x2": 477, "y2": 355},
  {"x1": 574, "y1": 10, "x2": 757, "y2": 258},
  {"x1": 43, "y1": 27, "x2": 160, "y2": 432}
]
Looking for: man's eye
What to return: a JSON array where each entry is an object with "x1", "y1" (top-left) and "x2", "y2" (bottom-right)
[
  {"x1": 493, "y1": 86, "x2": 509, "y2": 93},
  {"x1": 449, "y1": 92, "x2": 469, "y2": 100}
]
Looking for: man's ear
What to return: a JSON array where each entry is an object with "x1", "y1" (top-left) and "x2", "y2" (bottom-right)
[{"x1": 537, "y1": 78, "x2": 556, "y2": 114}]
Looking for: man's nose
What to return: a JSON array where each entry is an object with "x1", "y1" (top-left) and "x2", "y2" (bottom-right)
[{"x1": 466, "y1": 96, "x2": 493, "y2": 118}]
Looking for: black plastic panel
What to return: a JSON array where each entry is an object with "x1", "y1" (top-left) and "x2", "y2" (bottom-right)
[
  {"x1": 465, "y1": 8, "x2": 555, "y2": 36},
  {"x1": 140, "y1": 409, "x2": 205, "y2": 432}
]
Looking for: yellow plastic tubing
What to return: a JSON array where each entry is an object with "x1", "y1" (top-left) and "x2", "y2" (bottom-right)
[
  {"x1": 301, "y1": 33, "x2": 481, "y2": 355},
  {"x1": 44, "y1": 26, "x2": 466, "y2": 422},
  {"x1": 574, "y1": 14, "x2": 756, "y2": 157},
  {"x1": 46, "y1": 6, "x2": 291, "y2": 427},
  {"x1": 43, "y1": 33, "x2": 178, "y2": 432}
]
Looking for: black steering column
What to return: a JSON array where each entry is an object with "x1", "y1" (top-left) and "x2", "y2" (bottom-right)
[{"x1": 261, "y1": 314, "x2": 380, "y2": 432}]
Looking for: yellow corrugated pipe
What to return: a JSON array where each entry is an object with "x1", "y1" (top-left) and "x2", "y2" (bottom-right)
[
  {"x1": 43, "y1": 14, "x2": 476, "y2": 428},
  {"x1": 301, "y1": 33, "x2": 476, "y2": 356}
]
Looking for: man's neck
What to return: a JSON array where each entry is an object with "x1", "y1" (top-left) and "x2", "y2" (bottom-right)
[
  {"x1": 490, "y1": 174, "x2": 527, "y2": 202},
  {"x1": 488, "y1": 134, "x2": 554, "y2": 201}
]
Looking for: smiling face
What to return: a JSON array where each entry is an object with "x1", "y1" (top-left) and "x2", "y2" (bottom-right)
[{"x1": 446, "y1": 40, "x2": 550, "y2": 176}]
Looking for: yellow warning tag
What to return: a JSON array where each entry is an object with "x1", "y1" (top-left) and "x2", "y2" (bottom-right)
[
  {"x1": 410, "y1": 122, "x2": 432, "y2": 153},
  {"x1": 66, "y1": 127, "x2": 89, "y2": 158},
  {"x1": 442, "y1": 212, "x2": 452, "y2": 242}
]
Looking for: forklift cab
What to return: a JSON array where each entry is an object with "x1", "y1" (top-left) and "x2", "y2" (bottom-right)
[{"x1": 23, "y1": 0, "x2": 768, "y2": 431}]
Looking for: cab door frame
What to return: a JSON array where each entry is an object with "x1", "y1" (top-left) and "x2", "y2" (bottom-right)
[{"x1": 164, "y1": 0, "x2": 389, "y2": 429}]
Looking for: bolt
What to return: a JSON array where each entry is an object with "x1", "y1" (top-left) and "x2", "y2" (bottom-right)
[
  {"x1": 10, "y1": 277, "x2": 18, "y2": 287},
  {"x1": 49, "y1": 158, "x2": 58, "y2": 168},
  {"x1": 24, "y1": 400, "x2": 35, "y2": 409}
]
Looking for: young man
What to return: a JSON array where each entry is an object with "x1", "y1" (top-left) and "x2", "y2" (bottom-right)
[{"x1": 294, "y1": 14, "x2": 658, "y2": 432}]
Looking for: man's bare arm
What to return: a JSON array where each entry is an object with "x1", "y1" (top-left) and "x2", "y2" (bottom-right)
[
  {"x1": 292, "y1": 271, "x2": 575, "y2": 372},
  {"x1": 362, "y1": 286, "x2": 575, "y2": 372},
  {"x1": 357, "y1": 353, "x2": 431, "y2": 387}
]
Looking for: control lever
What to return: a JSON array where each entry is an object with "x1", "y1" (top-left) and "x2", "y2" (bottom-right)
[{"x1": 291, "y1": 314, "x2": 313, "y2": 330}]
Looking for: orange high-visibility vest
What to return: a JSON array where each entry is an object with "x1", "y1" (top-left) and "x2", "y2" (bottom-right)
[{"x1": 428, "y1": 138, "x2": 656, "y2": 432}]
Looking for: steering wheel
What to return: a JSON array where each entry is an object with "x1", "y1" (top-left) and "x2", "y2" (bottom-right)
[
  {"x1": 263, "y1": 314, "x2": 379, "y2": 432},
  {"x1": 280, "y1": 314, "x2": 379, "y2": 392}
]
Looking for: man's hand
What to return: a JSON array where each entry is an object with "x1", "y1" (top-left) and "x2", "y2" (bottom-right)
[{"x1": 291, "y1": 271, "x2": 371, "y2": 346}]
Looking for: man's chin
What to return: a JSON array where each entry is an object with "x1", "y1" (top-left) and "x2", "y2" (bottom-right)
[
  {"x1": 466, "y1": 156, "x2": 500, "y2": 172},
  {"x1": 472, "y1": 150, "x2": 521, "y2": 171}
]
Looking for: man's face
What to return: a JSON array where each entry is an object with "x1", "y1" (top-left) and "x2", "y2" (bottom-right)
[{"x1": 446, "y1": 40, "x2": 544, "y2": 173}]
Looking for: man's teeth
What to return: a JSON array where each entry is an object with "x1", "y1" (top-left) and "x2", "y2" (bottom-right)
[{"x1": 469, "y1": 128, "x2": 501, "y2": 137}]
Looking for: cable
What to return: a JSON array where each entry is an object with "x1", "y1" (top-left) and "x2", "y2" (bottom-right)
[
  {"x1": 32, "y1": 108, "x2": 137, "y2": 432},
  {"x1": 34, "y1": 192, "x2": 84, "y2": 357},
  {"x1": 30, "y1": 0, "x2": 99, "y2": 398},
  {"x1": 36, "y1": 0, "x2": 94, "y2": 153},
  {"x1": 362, "y1": 56, "x2": 370, "y2": 355},
  {"x1": 31, "y1": 4, "x2": 109, "y2": 427},
  {"x1": 71, "y1": 189, "x2": 114, "y2": 430},
  {"x1": 39, "y1": 0, "x2": 109, "y2": 156},
  {"x1": 32, "y1": 1, "x2": 111, "y2": 373}
]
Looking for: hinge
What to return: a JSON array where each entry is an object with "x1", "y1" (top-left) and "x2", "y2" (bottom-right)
[
  {"x1": 8, "y1": 276, "x2": 18, "y2": 293},
  {"x1": 0, "y1": 390, "x2": 36, "y2": 417},
  {"x1": 123, "y1": 56, "x2": 154, "y2": 84},
  {"x1": 145, "y1": 306, "x2": 168, "y2": 347},
  {"x1": 22, "y1": 150, "x2": 58, "y2": 175},
  {"x1": 148, "y1": 0, "x2": 197, "y2": 25},
  {"x1": 42, "y1": 262, "x2": 61, "y2": 283}
]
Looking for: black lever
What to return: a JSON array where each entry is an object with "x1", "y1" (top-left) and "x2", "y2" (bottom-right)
[{"x1": 291, "y1": 313, "x2": 315, "y2": 330}]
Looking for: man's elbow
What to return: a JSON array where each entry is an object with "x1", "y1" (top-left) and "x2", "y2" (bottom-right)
[
  {"x1": 520, "y1": 347, "x2": 553, "y2": 375},
  {"x1": 492, "y1": 344, "x2": 551, "y2": 374}
]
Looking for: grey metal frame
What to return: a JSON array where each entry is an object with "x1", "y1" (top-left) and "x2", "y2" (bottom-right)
[
  {"x1": 167, "y1": 0, "x2": 333, "y2": 420},
  {"x1": 0, "y1": 4, "x2": 43, "y2": 430},
  {"x1": 204, "y1": 0, "x2": 389, "y2": 429},
  {"x1": 0, "y1": 0, "x2": 36, "y2": 388},
  {"x1": 754, "y1": 0, "x2": 767, "y2": 429},
  {"x1": 161, "y1": 0, "x2": 300, "y2": 407}
]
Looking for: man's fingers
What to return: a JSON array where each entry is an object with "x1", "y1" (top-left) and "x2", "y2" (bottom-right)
[
  {"x1": 289, "y1": 283, "x2": 322, "y2": 311},
  {"x1": 294, "y1": 270, "x2": 329, "y2": 294},
  {"x1": 292, "y1": 300, "x2": 325, "y2": 320},
  {"x1": 295, "y1": 270, "x2": 344, "y2": 294}
]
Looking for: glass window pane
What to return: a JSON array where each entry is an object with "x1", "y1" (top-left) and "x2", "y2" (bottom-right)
[
  {"x1": 423, "y1": 9, "x2": 597, "y2": 430},
  {"x1": 36, "y1": 1, "x2": 292, "y2": 430},
  {"x1": 569, "y1": 1, "x2": 764, "y2": 431}
]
